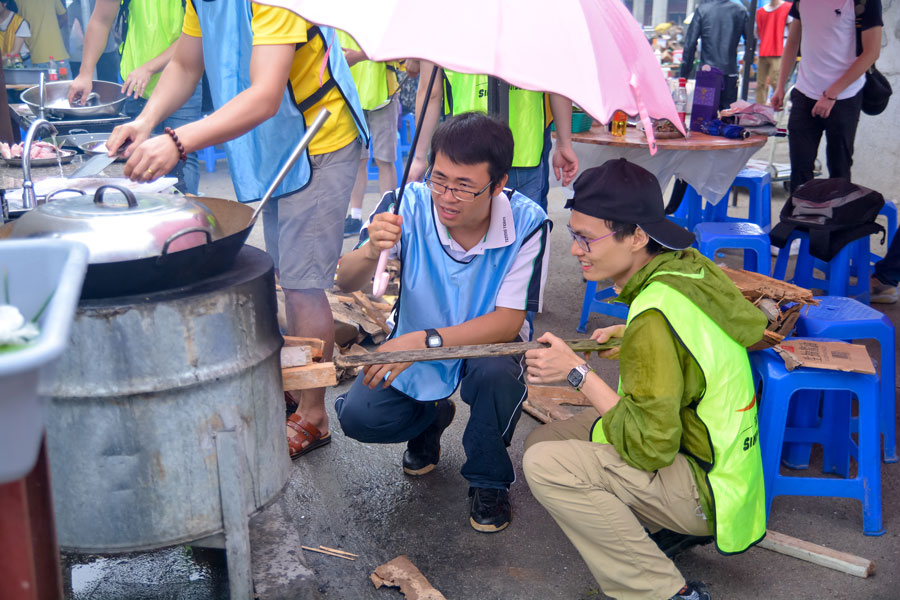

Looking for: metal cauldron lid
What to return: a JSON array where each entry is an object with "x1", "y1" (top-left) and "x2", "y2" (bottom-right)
[
  {"x1": 8, "y1": 185, "x2": 225, "y2": 265},
  {"x1": 40, "y1": 186, "x2": 196, "y2": 218}
]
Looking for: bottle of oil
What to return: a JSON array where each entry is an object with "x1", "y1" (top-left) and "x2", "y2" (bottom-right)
[{"x1": 610, "y1": 110, "x2": 627, "y2": 137}]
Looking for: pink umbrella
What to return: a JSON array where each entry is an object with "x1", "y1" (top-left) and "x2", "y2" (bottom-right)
[
  {"x1": 258, "y1": 0, "x2": 683, "y2": 295},
  {"x1": 256, "y1": 0, "x2": 684, "y2": 147}
]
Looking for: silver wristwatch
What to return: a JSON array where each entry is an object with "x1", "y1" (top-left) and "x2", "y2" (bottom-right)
[{"x1": 566, "y1": 363, "x2": 593, "y2": 391}]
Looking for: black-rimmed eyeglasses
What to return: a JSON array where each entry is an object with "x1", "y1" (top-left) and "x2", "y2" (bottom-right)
[{"x1": 424, "y1": 170, "x2": 492, "y2": 202}]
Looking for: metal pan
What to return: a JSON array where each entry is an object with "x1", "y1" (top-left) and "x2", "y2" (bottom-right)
[
  {"x1": 79, "y1": 141, "x2": 127, "y2": 162},
  {"x1": 1, "y1": 149, "x2": 77, "y2": 168},
  {"x1": 0, "y1": 108, "x2": 331, "y2": 299},
  {"x1": 0, "y1": 195, "x2": 253, "y2": 298},
  {"x1": 76, "y1": 198, "x2": 255, "y2": 299},
  {"x1": 22, "y1": 80, "x2": 127, "y2": 119}
]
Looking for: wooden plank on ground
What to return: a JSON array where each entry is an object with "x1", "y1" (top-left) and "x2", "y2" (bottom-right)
[
  {"x1": 757, "y1": 529, "x2": 875, "y2": 578},
  {"x1": 351, "y1": 291, "x2": 391, "y2": 334},
  {"x1": 280, "y1": 345, "x2": 311, "y2": 368},
  {"x1": 283, "y1": 363, "x2": 337, "y2": 390},
  {"x1": 283, "y1": 336, "x2": 324, "y2": 359},
  {"x1": 528, "y1": 384, "x2": 592, "y2": 407},
  {"x1": 522, "y1": 400, "x2": 552, "y2": 424},
  {"x1": 523, "y1": 396, "x2": 575, "y2": 423}
]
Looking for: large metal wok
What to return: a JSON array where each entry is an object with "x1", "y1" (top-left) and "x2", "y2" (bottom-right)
[
  {"x1": 0, "y1": 109, "x2": 330, "y2": 299},
  {"x1": 22, "y1": 80, "x2": 127, "y2": 119}
]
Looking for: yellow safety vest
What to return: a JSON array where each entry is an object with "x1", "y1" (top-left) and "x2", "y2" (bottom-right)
[
  {"x1": 592, "y1": 280, "x2": 767, "y2": 555},
  {"x1": 336, "y1": 31, "x2": 399, "y2": 111},
  {"x1": 443, "y1": 71, "x2": 545, "y2": 168},
  {"x1": 0, "y1": 13, "x2": 24, "y2": 57},
  {"x1": 119, "y1": 0, "x2": 184, "y2": 99}
]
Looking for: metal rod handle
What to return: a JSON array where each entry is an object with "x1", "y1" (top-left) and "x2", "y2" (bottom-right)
[{"x1": 249, "y1": 107, "x2": 331, "y2": 225}]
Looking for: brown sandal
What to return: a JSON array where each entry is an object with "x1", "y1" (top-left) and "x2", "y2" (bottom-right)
[{"x1": 286, "y1": 413, "x2": 332, "y2": 459}]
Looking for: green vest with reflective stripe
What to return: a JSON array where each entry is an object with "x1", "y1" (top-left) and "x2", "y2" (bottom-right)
[
  {"x1": 443, "y1": 71, "x2": 545, "y2": 168},
  {"x1": 591, "y1": 280, "x2": 766, "y2": 555},
  {"x1": 336, "y1": 31, "x2": 398, "y2": 111},
  {"x1": 119, "y1": 0, "x2": 185, "y2": 99}
]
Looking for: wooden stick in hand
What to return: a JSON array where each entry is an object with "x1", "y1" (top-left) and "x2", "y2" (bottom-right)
[{"x1": 333, "y1": 338, "x2": 621, "y2": 368}]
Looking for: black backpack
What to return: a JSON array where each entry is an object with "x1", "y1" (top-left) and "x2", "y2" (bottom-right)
[
  {"x1": 769, "y1": 178, "x2": 885, "y2": 262},
  {"x1": 854, "y1": 0, "x2": 892, "y2": 115}
]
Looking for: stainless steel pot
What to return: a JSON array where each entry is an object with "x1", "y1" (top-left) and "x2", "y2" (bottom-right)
[
  {"x1": 7, "y1": 185, "x2": 224, "y2": 263},
  {"x1": 22, "y1": 80, "x2": 127, "y2": 119}
]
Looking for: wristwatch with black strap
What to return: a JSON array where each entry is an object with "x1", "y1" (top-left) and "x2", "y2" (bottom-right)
[{"x1": 424, "y1": 328, "x2": 443, "y2": 348}]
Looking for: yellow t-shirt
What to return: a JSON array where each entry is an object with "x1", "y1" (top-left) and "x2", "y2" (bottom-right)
[
  {"x1": 18, "y1": 0, "x2": 69, "y2": 64},
  {"x1": 183, "y1": 2, "x2": 359, "y2": 156}
]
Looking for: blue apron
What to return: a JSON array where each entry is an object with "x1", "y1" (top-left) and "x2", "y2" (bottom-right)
[
  {"x1": 190, "y1": 0, "x2": 368, "y2": 202},
  {"x1": 390, "y1": 183, "x2": 547, "y2": 400}
]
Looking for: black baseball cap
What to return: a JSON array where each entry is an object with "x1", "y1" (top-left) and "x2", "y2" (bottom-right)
[{"x1": 565, "y1": 158, "x2": 695, "y2": 250}]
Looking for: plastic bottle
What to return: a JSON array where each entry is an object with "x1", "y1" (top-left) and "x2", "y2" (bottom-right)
[
  {"x1": 610, "y1": 110, "x2": 627, "y2": 137},
  {"x1": 59, "y1": 62, "x2": 68, "y2": 80},
  {"x1": 673, "y1": 77, "x2": 688, "y2": 127},
  {"x1": 48, "y1": 56, "x2": 58, "y2": 81}
]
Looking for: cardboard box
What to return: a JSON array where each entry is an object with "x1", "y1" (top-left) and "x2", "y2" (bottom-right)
[{"x1": 774, "y1": 340, "x2": 876, "y2": 374}]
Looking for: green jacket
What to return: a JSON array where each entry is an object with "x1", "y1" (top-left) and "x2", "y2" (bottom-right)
[{"x1": 598, "y1": 249, "x2": 767, "y2": 535}]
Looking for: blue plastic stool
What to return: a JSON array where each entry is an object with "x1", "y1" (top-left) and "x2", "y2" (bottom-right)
[
  {"x1": 671, "y1": 169, "x2": 772, "y2": 232},
  {"x1": 703, "y1": 169, "x2": 772, "y2": 231},
  {"x1": 200, "y1": 145, "x2": 227, "y2": 173},
  {"x1": 398, "y1": 112, "x2": 415, "y2": 161},
  {"x1": 368, "y1": 113, "x2": 416, "y2": 183},
  {"x1": 694, "y1": 222, "x2": 771, "y2": 275},
  {"x1": 669, "y1": 185, "x2": 705, "y2": 232},
  {"x1": 772, "y1": 231, "x2": 871, "y2": 302},
  {"x1": 791, "y1": 297, "x2": 897, "y2": 463},
  {"x1": 577, "y1": 281, "x2": 628, "y2": 333},
  {"x1": 750, "y1": 346, "x2": 884, "y2": 536}
]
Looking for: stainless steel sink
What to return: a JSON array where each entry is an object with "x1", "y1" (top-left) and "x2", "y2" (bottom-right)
[
  {"x1": 4, "y1": 68, "x2": 51, "y2": 86},
  {"x1": 3, "y1": 69, "x2": 49, "y2": 85}
]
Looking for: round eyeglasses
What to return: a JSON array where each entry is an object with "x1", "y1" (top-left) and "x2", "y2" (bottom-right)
[
  {"x1": 567, "y1": 223, "x2": 615, "y2": 252},
  {"x1": 424, "y1": 172, "x2": 493, "y2": 202}
]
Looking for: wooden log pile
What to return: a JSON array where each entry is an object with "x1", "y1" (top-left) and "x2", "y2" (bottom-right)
[
  {"x1": 328, "y1": 290, "x2": 394, "y2": 381},
  {"x1": 274, "y1": 282, "x2": 396, "y2": 388},
  {"x1": 719, "y1": 266, "x2": 819, "y2": 350}
]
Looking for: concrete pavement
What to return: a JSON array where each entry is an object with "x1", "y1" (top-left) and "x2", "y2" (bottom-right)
[{"x1": 65, "y1": 141, "x2": 900, "y2": 599}]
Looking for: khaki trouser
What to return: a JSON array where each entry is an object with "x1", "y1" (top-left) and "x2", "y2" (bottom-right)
[
  {"x1": 523, "y1": 409, "x2": 710, "y2": 600},
  {"x1": 755, "y1": 56, "x2": 782, "y2": 105}
]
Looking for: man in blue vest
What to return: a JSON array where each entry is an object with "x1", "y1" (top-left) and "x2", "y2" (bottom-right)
[
  {"x1": 335, "y1": 112, "x2": 551, "y2": 533},
  {"x1": 522, "y1": 159, "x2": 767, "y2": 599},
  {"x1": 106, "y1": 1, "x2": 369, "y2": 460}
]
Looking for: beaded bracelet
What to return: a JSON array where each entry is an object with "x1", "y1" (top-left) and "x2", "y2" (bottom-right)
[{"x1": 164, "y1": 127, "x2": 188, "y2": 162}]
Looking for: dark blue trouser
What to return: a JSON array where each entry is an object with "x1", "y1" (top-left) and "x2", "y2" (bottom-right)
[
  {"x1": 874, "y1": 234, "x2": 900, "y2": 286},
  {"x1": 335, "y1": 353, "x2": 528, "y2": 489}
]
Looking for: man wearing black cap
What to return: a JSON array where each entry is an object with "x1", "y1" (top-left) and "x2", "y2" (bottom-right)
[{"x1": 521, "y1": 159, "x2": 768, "y2": 600}]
